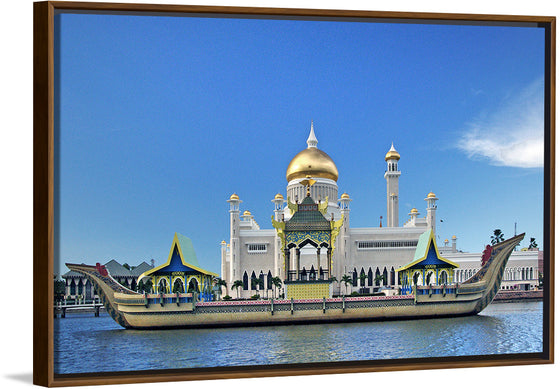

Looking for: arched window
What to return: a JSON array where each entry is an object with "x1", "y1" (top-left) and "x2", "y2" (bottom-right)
[
  {"x1": 173, "y1": 278, "x2": 185, "y2": 293},
  {"x1": 368, "y1": 268, "x2": 373, "y2": 286},
  {"x1": 383, "y1": 267, "x2": 388, "y2": 286},
  {"x1": 158, "y1": 278, "x2": 168, "y2": 293},
  {"x1": 243, "y1": 272, "x2": 249, "y2": 290},
  {"x1": 390, "y1": 267, "x2": 396, "y2": 285},
  {"x1": 187, "y1": 278, "x2": 199, "y2": 293},
  {"x1": 352, "y1": 268, "x2": 358, "y2": 287},
  {"x1": 375, "y1": 268, "x2": 381, "y2": 286},
  {"x1": 439, "y1": 271, "x2": 448, "y2": 285},
  {"x1": 250, "y1": 271, "x2": 257, "y2": 290},
  {"x1": 267, "y1": 270, "x2": 273, "y2": 289}
]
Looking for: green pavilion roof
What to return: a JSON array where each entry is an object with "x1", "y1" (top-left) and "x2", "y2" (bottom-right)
[{"x1": 397, "y1": 229, "x2": 459, "y2": 272}]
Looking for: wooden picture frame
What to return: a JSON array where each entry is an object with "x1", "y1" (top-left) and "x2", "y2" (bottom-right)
[{"x1": 33, "y1": 1, "x2": 555, "y2": 386}]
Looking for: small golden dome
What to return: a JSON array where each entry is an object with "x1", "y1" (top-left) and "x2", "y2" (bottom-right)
[
  {"x1": 427, "y1": 192, "x2": 436, "y2": 198},
  {"x1": 229, "y1": 193, "x2": 239, "y2": 200},
  {"x1": 243, "y1": 210, "x2": 252, "y2": 216},
  {"x1": 452, "y1": 235, "x2": 457, "y2": 239},
  {"x1": 341, "y1": 193, "x2": 350, "y2": 199},
  {"x1": 221, "y1": 240, "x2": 226, "y2": 244},
  {"x1": 444, "y1": 239, "x2": 449, "y2": 243},
  {"x1": 410, "y1": 208, "x2": 418, "y2": 214},
  {"x1": 385, "y1": 143, "x2": 400, "y2": 161},
  {"x1": 274, "y1": 193, "x2": 284, "y2": 200},
  {"x1": 286, "y1": 147, "x2": 338, "y2": 182}
]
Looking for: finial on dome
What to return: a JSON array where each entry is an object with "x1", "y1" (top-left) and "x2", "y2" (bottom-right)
[{"x1": 307, "y1": 121, "x2": 318, "y2": 149}]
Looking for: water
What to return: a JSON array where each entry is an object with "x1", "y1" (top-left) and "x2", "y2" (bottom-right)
[{"x1": 54, "y1": 302, "x2": 543, "y2": 375}]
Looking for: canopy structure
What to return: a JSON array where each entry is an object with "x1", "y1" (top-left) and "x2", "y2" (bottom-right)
[
  {"x1": 272, "y1": 180, "x2": 343, "y2": 299},
  {"x1": 397, "y1": 229, "x2": 458, "y2": 294},
  {"x1": 138, "y1": 233, "x2": 218, "y2": 301}
]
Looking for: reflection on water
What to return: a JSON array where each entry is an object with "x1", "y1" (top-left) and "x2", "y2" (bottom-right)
[{"x1": 54, "y1": 302, "x2": 543, "y2": 374}]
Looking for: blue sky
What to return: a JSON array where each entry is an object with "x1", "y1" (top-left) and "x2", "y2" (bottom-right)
[{"x1": 55, "y1": 12, "x2": 545, "y2": 276}]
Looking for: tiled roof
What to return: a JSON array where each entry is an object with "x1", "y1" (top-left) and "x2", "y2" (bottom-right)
[
  {"x1": 130, "y1": 261, "x2": 153, "y2": 276},
  {"x1": 285, "y1": 196, "x2": 330, "y2": 231}
]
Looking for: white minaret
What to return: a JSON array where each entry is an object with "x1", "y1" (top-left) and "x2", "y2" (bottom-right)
[
  {"x1": 337, "y1": 193, "x2": 352, "y2": 293},
  {"x1": 227, "y1": 193, "x2": 242, "y2": 284},
  {"x1": 425, "y1": 191, "x2": 438, "y2": 234},
  {"x1": 272, "y1": 193, "x2": 285, "y2": 277},
  {"x1": 220, "y1": 240, "x2": 227, "y2": 294},
  {"x1": 384, "y1": 143, "x2": 401, "y2": 227}
]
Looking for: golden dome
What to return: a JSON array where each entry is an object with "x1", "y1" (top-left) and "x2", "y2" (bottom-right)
[
  {"x1": 341, "y1": 193, "x2": 350, "y2": 199},
  {"x1": 229, "y1": 193, "x2": 239, "y2": 200},
  {"x1": 221, "y1": 240, "x2": 226, "y2": 244},
  {"x1": 427, "y1": 192, "x2": 436, "y2": 198},
  {"x1": 410, "y1": 208, "x2": 418, "y2": 214},
  {"x1": 286, "y1": 123, "x2": 339, "y2": 182},
  {"x1": 444, "y1": 239, "x2": 449, "y2": 243},
  {"x1": 274, "y1": 193, "x2": 284, "y2": 200},
  {"x1": 286, "y1": 147, "x2": 338, "y2": 182},
  {"x1": 385, "y1": 143, "x2": 400, "y2": 161},
  {"x1": 452, "y1": 235, "x2": 457, "y2": 239},
  {"x1": 243, "y1": 210, "x2": 252, "y2": 216}
]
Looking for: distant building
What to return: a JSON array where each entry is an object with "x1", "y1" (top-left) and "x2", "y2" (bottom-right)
[{"x1": 62, "y1": 260, "x2": 154, "y2": 300}]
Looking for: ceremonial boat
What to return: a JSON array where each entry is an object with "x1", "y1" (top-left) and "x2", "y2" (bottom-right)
[{"x1": 66, "y1": 233, "x2": 524, "y2": 329}]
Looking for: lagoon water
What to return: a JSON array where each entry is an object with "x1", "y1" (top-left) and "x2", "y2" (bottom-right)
[{"x1": 54, "y1": 302, "x2": 543, "y2": 375}]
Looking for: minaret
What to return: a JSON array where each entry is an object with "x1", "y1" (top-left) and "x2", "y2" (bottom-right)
[
  {"x1": 384, "y1": 143, "x2": 401, "y2": 227},
  {"x1": 409, "y1": 208, "x2": 419, "y2": 226},
  {"x1": 272, "y1": 193, "x2": 285, "y2": 277},
  {"x1": 337, "y1": 193, "x2": 352, "y2": 291},
  {"x1": 227, "y1": 193, "x2": 242, "y2": 284},
  {"x1": 425, "y1": 191, "x2": 438, "y2": 234},
  {"x1": 220, "y1": 240, "x2": 227, "y2": 294}
]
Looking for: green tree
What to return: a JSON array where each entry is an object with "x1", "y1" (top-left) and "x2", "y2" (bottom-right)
[
  {"x1": 251, "y1": 276, "x2": 264, "y2": 298},
  {"x1": 214, "y1": 277, "x2": 227, "y2": 299},
  {"x1": 341, "y1": 275, "x2": 352, "y2": 295},
  {"x1": 359, "y1": 272, "x2": 367, "y2": 291},
  {"x1": 143, "y1": 279, "x2": 153, "y2": 293},
  {"x1": 374, "y1": 274, "x2": 386, "y2": 287},
  {"x1": 232, "y1": 280, "x2": 244, "y2": 299},
  {"x1": 491, "y1": 229, "x2": 505, "y2": 245},
  {"x1": 271, "y1": 276, "x2": 282, "y2": 298},
  {"x1": 54, "y1": 278, "x2": 66, "y2": 302},
  {"x1": 528, "y1": 238, "x2": 538, "y2": 249}
]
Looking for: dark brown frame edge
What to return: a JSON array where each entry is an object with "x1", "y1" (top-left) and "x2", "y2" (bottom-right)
[{"x1": 33, "y1": 1, "x2": 556, "y2": 387}]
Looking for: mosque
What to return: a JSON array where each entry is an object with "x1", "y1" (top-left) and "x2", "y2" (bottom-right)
[{"x1": 220, "y1": 123, "x2": 541, "y2": 299}]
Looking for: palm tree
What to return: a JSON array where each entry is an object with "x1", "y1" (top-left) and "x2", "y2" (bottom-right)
[
  {"x1": 359, "y1": 272, "x2": 367, "y2": 291},
  {"x1": 491, "y1": 229, "x2": 505, "y2": 245},
  {"x1": 271, "y1": 277, "x2": 282, "y2": 298},
  {"x1": 214, "y1": 277, "x2": 227, "y2": 299},
  {"x1": 528, "y1": 238, "x2": 538, "y2": 249},
  {"x1": 374, "y1": 274, "x2": 385, "y2": 287},
  {"x1": 341, "y1": 275, "x2": 352, "y2": 296},
  {"x1": 251, "y1": 277, "x2": 264, "y2": 298},
  {"x1": 232, "y1": 280, "x2": 243, "y2": 299}
]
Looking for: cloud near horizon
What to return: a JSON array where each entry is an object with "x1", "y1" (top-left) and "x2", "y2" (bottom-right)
[{"x1": 457, "y1": 79, "x2": 544, "y2": 168}]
